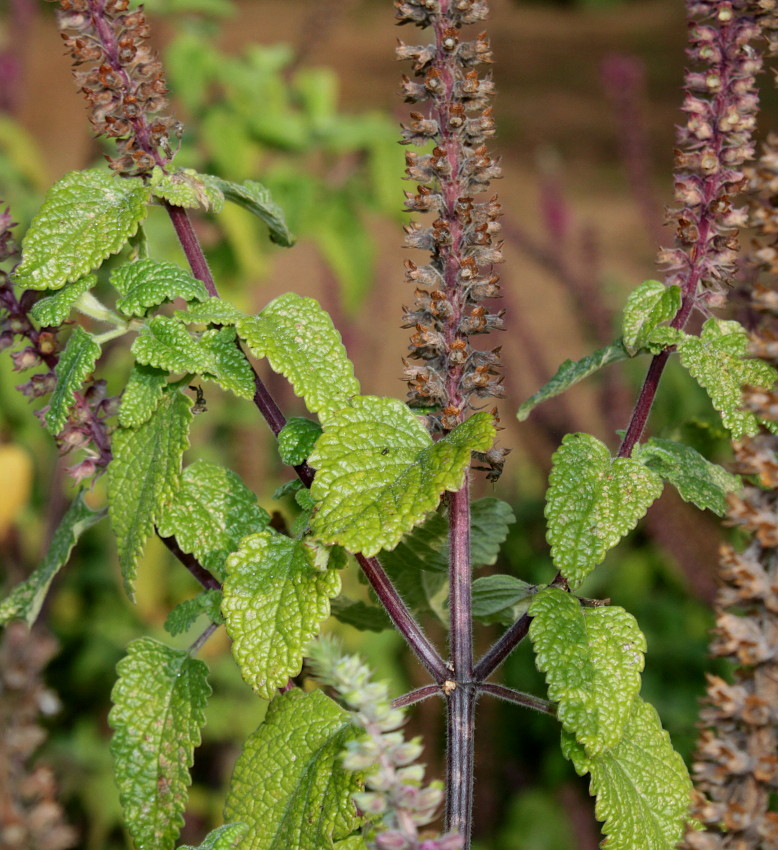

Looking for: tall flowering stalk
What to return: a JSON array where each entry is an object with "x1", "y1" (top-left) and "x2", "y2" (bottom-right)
[
  {"x1": 396, "y1": 0, "x2": 504, "y2": 837},
  {"x1": 619, "y1": 0, "x2": 765, "y2": 457}
]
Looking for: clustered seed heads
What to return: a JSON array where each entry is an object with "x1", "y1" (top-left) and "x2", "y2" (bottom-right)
[
  {"x1": 0, "y1": 208, "x2": 114, "y2": 481},
  {"x1": 659, "y1": 1, "x2": 769, "y2": 306},
  {"x1": 307, "y1": 637, "x2": 463, "y2": 850},
  {"x1": 49, "y1": 0, "x2": 176, "y2": 176},
  {"x1": 396, "y1": 0, "x2": 504, "y2": 447}
]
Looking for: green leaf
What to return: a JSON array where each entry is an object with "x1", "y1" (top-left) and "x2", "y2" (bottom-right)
[
  {"x1": 149, "y1": 167, "x2": 225, "y2": 212},
  {"x1": 237, "y1": 293, "x2": 360, "y2": 419},
  {"x1": 530, "y1": 587, "x2": 645, "y2": 756},
  {"x1": 222, "y1": 531, "x2": 341, "y2": 698},
  {"x1": 45, "y1": 326, "x2": 101, "y2": 434},
  {"x1": 200, "y1": 326, "x2": 256, "y2": 399},
  {"x1": 646, "y1": 325, "x2": 688, "y2": 353},
  {"x1": 175, "y1": 299, "x2": 245, "y2": 326},
  {"x1": 334, "y1": 838, "x2": 368, "y2": 850},
  {"x1": 545, "y1": 434, "x2": 663, "y2": 588},
  {"x1": 178, "y1": 824, "x2": 249, "y2": 850},
  {"x1": 108, "y1": 390, "x2": 192, "y2": 596},
  {"x1": 471, "y1": 575, "x2": 536, "y2": 626},
  {"x1": 165, "y1": 589, "x2": 224, "y2": 637},
  {"x1": 109, "y1": 637, "x2": 211, "y2": 850},
  {"x1": 207, "y1": 176, "x2": 295, "y2": 246},
  {"x1": 224, "y1": 689, "x2": 361, "y2": 850},
  {"x1": 468, "y1": 497, "x2": 516, "y2": 567},
  {"x1": 310, "y1": 399, "x2": 495, "y2": 557},
  {"x1": 379, "y1": 510, "x2": 449, "y2": 576},
  {"x1": 563, "y1": 696, "x2": 692, "y2": 850},
  {"x1": 0, "y1": 493, "x2": 105, "y2": 627},
  {"x1": 119, "y1": 363, "x2": 168, "y2": 428},
  {"x1": 621, "y1": 281, "x2": 681, "y2": 356},
  {"x1": 156, "y1": 460, "x2": 269, "y2": 582},
  {"x1": 15, "y1": 169, "x2": 150, "y2": 290},
  {"x1": 111, "y1": 258, "x2": 209, "y2": 317},
  {"x1": 636, "y1": 437, "x2": 741, "y2": 516},
  {"x1": 518, "y1": 340, "x2": 629, "y2": 422},
  {"x1": 29, "y1": 274, "x2": 97, "y2": 326},
  {"x1": 677, "y1": 318, "x2": 778, "y2": 438},
  {"x1": 329, "y1": 595, "x2": 393, "y2": 632},
  {"x1": 278, "y1": 417, "x2": 323, "y2": 466},
  {"x1": 132, "y1": 316, "x2": 214, "y2": 374}
]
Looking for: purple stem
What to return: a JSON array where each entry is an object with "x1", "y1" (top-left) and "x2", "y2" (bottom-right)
[
  {"x1": 158, "y1": 534, "x2": 221, "y2": 591},
  {"x1": 392, "y1": 684, "x2": 442, "y2": 709},
  {"x1": 479, "y1": 682, "x2": 556, "y2": 716},
  {"x1": 446, "y1": 685, "x2": 476, "y2": 837},
  {"x1": 448, "y1": 484, "x2": 473, "y2": 682}
]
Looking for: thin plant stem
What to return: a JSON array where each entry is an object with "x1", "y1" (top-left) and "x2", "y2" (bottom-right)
[
  {"x1": 188, "y1": 622, "x2": 218, "y2": 655},
  {"x1": 448, "y1": 483, "x2": 474, "y2": 681},
  {"x1": 158, "y1": 533, "x2": 222, "y2": 591},
  {"x1": 445, "y1": 685, "x2": 476, "y2": 841},
  {"x1": 392, "y1": 684, "x2": 442, "y2": 709},
  {"x1": 479, "y1": 683, "x2": 556, "y2": 716}
]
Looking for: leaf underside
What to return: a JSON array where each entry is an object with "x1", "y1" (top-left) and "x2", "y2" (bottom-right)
[
  {"x1": 45, "y1": 325, "x2": 101, "y2": 434},
  {"x1": 111, "y1": 258, "x2": 209, "y2": 317}
]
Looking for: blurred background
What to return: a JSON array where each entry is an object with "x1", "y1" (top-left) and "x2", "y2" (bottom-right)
[{"x1": 1, "y1": 0, "x2": 767, "y2": 847}]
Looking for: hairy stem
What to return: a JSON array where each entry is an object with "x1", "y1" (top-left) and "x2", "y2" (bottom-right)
[
  {"x1": 446, "y1": 685, "x2": 476, "y2": 840},
  {"x1": 392, "y1": 684, "x2": 442, "y2": 709},
  {"x1": 479, "y1": 683, "x2": 556, "y2": 716}
]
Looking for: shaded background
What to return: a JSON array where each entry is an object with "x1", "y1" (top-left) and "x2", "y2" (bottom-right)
[{"x1": 0, "y1": 0, "x2": 765, "y2": 847}]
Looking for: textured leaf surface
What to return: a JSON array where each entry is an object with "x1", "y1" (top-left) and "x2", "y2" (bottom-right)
[
  {"x1": 518, "y1": 340, "x2": 629, "y2": 421},
  {"x1": 111, "y1": 259, "x2": 209, "y2": 317},
  {"x1": 119, "y1": 363, "x2": 168, "y2": 428},
  {"x1": 175, "y1": 299, "x2": 245, "y2": 326},
  {"x1": 29, "y1": 274, "x2": 96, "y2": 326},
  {"x1": 310, "y1": 400, "x2": 494, "y2": 556},
  {"x1": 133, "y1": 316, "x2": 215, "y2": 374},
  {"x1": 237, "y1": 293, "x2": 360, "y2": 419},
  {"x1": 208, "y1": 177, "x2": 295, "y2": 246},
  {"x1": 563, "y1": 696, "x2": 692, "y2": 850},
  {"x1": 677, "y1": 318, "x2": 778, "y2": 438},
  {"x1": 636, "y1": 437, "x2": 741, "y2": 516},
  {"x1": 150, "y1": 167, "x2": 225, "y2": 211},
  {"x1": 278, "y1": 417, "x2": 323, "y2": 466},
  {"x1": 45, "y1": 326, "x2": 101, "y2": 434},
  {"x1": 621, "y1": 280, "x2": 680, "y2": 356},
  {"x1": 156, "y1": 460, "x2": 269, "y2": 581},
  {"x1": 15, "y1": 169, "x2": 149, "y2": 290},
  {"x1": 109, "y1": 638, "x2": 211, "y2": 850},
  {"x1": 329, "y1": 595, "x2": 393, "y2": 632},
  {"x1": 530, "y1": 587, "x2": 645, "y2": 756},
  {"x1": 178, "y1": 824, "x2": 249, "y2": 850},
  {"x1": 471, "y1": 575, "x2": 536, "y2": 625},
  {"x1": 200, "y1": 326, "x2": 255, "y2": 399},
  {"x1": 646, "y1": 325, "x2": 687, "y2": 353},
  {"x1": 546, "y1": 434, "x2": 663, "y2": 587},
  {"x1": 0, "y1": 493, "x2": 105, "y2": 626},
  {"x1": 224, "y1": 689, "x2": 360, "y2": 850},
  {"x1": 108, "y1": 391, "x2": 192, "y2": 595},
  {"x1": 165, "y1": 589, "x2": 224, "y2": 637},
  {"x1": 222, "y1": 531, "x2": 341, "y2": 698},
  {"x1": 463, "y1": 497, "x2": 516, "y2": 567}
]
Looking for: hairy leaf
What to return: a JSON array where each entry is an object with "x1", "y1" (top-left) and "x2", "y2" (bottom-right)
[
  {"x1": 278, "y1": 417, "x2": 323, "y2": 466},
  {"x1": 109, "y1": 638, "x2": 211, "y2": 850},
  {"x1": 200, "y1": 326, "x2": 256, "y2": 399},
  {"x1": 119, "y1": 363, "x2": 168, "y2": 428},
  {"x1": 563, "y1": 696, "x2": 692, "y2": 850},
  {"x1": 222, "y1": 531, "x2": 341, "y2": 698},
  {"x1": 165, "y1": 589, "x2": 224, "y2": 637},
  {"x1": 545, "y1": 434, "x2": 663, "y2": 587},
  {"x1": 111, "y1": 258, "x2": 209, "y2": 317},
  {"x1": 237, "y1": 293, "x2": 360, "y2": 419},
  {"x1": 621, "y1": 280, "x2": 680, "y2": 356},
  {"x1": 156, "y1": 460, "x2": 269, "y2": 582},
  {"x1": 15, "y1": 169, "x2": 150, "y2": 290},
  {"x1": 108, "y1": 390, "x2": 192, "y2": 596},
  {"x1": 178, "y1": 824, "x2": 249, "y2": 850},
  {"x1": 310, "y1": 399, "x2": 494, "y2": 556},
  {"x1": 224, "y1": 689, "x2": 361, "y2": 850},
  {"x1": 175, "y1": 299, "x2": 245, "y2": 326},
  {"x1": 471, "y1": 575, "x2": 536, "y2": 626},
  {"x1": 677, "y1": 318, "x2": 778, "y2": 438},
  {"x1": 45, "y1": 326, "x2": 101, "y2": 434},
  {"x1": 208, "y1": 177, "x2": 295, "y2": 246},
  {"x1": 636, "y1": 437, "x2": 741, "y2": 516},
  {"x1": 518, "y1": 340, "x2": 629, "y2": 422},
  {"x1": 150, "y1": 167, "x2": 225, "y2": 212},
  {"x1": 329, "y1": 595, "x2": 393, "y2": 632},
  {"x1": 29, "y1": 274, "x2": 97, "y2": 326},
  {"x1": 530, "y1": 587, "x2": 645, "y2": 756},
  {"x1": 0, "y1": 493, "x2": 105, "y2": 627},
  {"x1": 132, "y1": 316, "x2": 215, "y2": 374}
]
